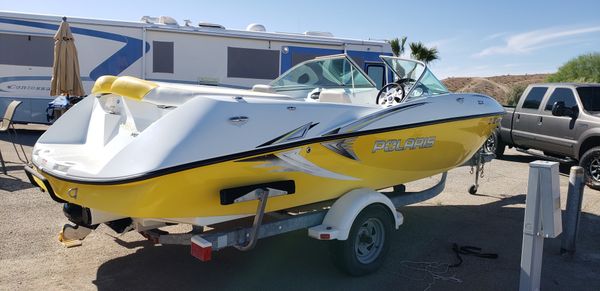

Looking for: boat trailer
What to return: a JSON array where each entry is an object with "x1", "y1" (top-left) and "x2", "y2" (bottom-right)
[
  {"x1": 136, "y1": 172, "x2": 447, "y2": 276},
  {"x1": 54, "y1": 150, "x2": 492, "y2": 276}
]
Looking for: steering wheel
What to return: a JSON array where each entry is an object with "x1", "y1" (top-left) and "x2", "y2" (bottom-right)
[
  {"x1": 376, "y1": 76, "x2": 418, "y2": 106},
  {"x1": 376, "y1": 83, "x2": 404, "y2": 106}
]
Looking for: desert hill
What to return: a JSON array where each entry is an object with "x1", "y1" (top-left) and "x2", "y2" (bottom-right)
[{"x1": 442, "y1": 74, "x2": 550, "y2": 105}]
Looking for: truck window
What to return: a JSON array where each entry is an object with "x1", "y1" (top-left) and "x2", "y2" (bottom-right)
[
  {"x1": 521, "y1": 87, "x2": 548, "y2": 109},
  {"x1": 0, "y1": 33, "x2": 53, "y2": 67},
  {"x1": 577, "y1": 87, "x2": 600, "y2": 112},
  {"x1": 153, "y1": 41, "x2": 174, "y2": 73},
  {"x1": 544, "y1": 88, "x2": 577, "y2": 111}
]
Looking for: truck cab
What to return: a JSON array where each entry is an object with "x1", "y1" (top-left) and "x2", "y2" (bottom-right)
[{"x1": 495, "y1": 83, "x2": 600, "y2": 189}]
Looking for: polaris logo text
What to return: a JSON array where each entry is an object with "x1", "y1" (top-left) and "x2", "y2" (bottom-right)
[{"x1": 372, "y1": 137, "x2": 436, "y2": 153}]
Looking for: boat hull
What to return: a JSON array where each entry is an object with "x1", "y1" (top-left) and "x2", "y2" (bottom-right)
[{"x1": 33, "y1": 114, "x2": 499, "y2": 219}]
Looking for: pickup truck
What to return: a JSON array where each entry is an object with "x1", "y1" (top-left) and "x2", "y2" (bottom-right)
[{"x1": 487, "y1": 83, "x2": 600, "y2": 190}]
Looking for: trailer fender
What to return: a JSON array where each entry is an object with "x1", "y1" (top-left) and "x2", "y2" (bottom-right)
[{"x1": 308, "y1": 188, "x2": 403, "y2": 240}]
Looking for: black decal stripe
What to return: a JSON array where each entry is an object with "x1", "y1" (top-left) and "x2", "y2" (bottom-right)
[
  {"x1": 38, "y1": 112, "x2": 501, "y2": 185},
  {"x1": 236, "y1": 154, "x2": 277, "y2": 163},
  {"x1": 324, "y1": 102, "x2": 425, "y2": 135},
  {"x1": 257, "y1": 122, "x2": 319, "y2": 148}
]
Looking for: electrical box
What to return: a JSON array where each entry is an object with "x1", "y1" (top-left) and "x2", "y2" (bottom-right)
[
  {"x1": 540, "y1": 161, "x2": 562, "y2": 238},
  {"x1": 524, "y1": 161, "x2": 562, "y2": 238}
]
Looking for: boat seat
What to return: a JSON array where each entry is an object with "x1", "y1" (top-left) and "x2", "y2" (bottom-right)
[{"x1": 319, "y1": 90, "x2": 351, "y2": 104}]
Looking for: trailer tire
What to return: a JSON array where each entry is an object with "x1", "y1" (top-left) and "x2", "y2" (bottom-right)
[
  {"x1": 330, "y1": 204, "x2": 393, "y2": 276},
  {"x1": 580, "y1": 147, "x2": 600, "y2": 190}
]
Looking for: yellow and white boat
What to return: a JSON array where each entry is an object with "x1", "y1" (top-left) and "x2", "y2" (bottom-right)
[{"x1": 25, "y1": 55, "x2": 503, "y2": 232}]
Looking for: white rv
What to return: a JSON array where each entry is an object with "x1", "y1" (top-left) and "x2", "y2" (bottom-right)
[{"x1": 0, "y1": 11, "x2": 392, "y2": 124}]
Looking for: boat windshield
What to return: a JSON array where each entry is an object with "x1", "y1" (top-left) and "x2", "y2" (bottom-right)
[
  {"x1": 270, "y1": 55, "x2": 375, "y2": 91},
  {"x1": 380, "y1": 56, "x2": 449, "y2": 99}
]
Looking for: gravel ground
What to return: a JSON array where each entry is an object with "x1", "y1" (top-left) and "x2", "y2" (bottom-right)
[{"x1": 1, "y1": 127, "x2": 600, "y2": 291}]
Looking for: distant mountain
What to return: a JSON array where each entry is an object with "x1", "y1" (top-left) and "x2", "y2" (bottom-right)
[{"x1": 442, "y1": 74, "x2": 550, "y2": 105}]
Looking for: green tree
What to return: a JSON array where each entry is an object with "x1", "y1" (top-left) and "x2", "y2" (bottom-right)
[
  {"x1": 547, "y1": 52, "x2": 600, "y2": 83},
  {"x1": 409, "y1": 42, "x2": 440, "y2": 64},
  {"x1": 389, "y1": 36, "x2": 407, "y2": 57},
  {"x1": 506, "y1": 84, "x2": 526, "y2": 106}
]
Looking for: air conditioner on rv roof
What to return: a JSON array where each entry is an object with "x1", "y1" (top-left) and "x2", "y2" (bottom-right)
[{"x1": 140, "y1": 16, "x2": 178, "y2": 26}]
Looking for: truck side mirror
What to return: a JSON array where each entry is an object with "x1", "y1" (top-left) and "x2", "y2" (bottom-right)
[
  {"x1": 551, "y1": 101, "x2": 578, "y2": 119},
  {"x1": 551, "y1": 101, "x2": 566, "y2": 116}
]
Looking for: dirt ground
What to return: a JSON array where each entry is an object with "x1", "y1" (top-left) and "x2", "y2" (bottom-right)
[{"x1": 1, "y1": 127, "x2": 600, "y2": 291}]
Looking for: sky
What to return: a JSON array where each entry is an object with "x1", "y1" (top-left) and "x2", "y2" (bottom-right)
[{"x1": 1, "y1": 0, "x2": 599, "y2": 78}]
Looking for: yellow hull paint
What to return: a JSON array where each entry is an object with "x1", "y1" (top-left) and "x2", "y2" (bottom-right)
[{"x1": 39, "y1": 116, "x2": 499, "y2": 218}]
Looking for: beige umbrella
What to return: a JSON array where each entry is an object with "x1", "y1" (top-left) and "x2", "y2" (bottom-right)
[{"x1": 50, "y1": 17, "x2": 85, "y2": 97}]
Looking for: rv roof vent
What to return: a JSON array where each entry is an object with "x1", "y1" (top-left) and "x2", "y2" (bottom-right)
[
  {"x1": 304, "y1": 31, "x2": 334, "y2": 37},
  {"x1": 246, "y1": 23, "x2": 266, "y2": 32},
  {"x1": 159, "y1": 16, "x2": 179, "y2": 26},
  {"x1": 199, "y1": 22, "x2": 225, "y2": 29},
  {"x1": 183, "y1": 19, "x2": 193, "y2": 27},
  {"x1": 140, "y1": 16, "x2": 159, "y2": 24}
]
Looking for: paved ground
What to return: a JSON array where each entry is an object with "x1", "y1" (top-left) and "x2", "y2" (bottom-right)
[{"x1": 1, "y1": 127, "x2": 600, "y2": 291}]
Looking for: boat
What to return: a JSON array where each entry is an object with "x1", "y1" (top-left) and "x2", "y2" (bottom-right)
[{"x1": 25, "y1": 54, "x2": 503, "y2": 232}]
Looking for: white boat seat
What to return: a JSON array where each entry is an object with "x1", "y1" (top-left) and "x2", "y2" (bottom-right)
[{"x1": 319, "y1": 90, "x2": 351, "y2": 104}]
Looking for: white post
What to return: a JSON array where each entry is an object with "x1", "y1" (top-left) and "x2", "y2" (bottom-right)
[{"x1": 519, "y1": 161, "x2": 562, "y2": 291}]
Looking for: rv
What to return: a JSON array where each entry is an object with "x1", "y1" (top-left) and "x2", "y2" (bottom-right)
[{"x1": 0, "y1": 11, "x2": 392, "y2": 124}]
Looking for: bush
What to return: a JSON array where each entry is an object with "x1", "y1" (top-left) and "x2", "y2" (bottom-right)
[
  {"x1": 506, "y1": 84, "x2": 526, "y2": 106},
  {"x1": 547, "y1": 52, "x2": 600, "y2": 83}
]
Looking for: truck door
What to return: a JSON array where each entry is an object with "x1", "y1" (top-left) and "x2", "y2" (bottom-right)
[
  {"x1": 536, "y1": 87, "x2": 579, "y2": 156},
  {"x1": 512, "y1": 86, "x2": 549, "y2": 149}
]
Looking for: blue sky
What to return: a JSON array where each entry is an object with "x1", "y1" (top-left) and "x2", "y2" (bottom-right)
[{"x1": 2, "y1": 0, "x2": 599, "y2": 78}]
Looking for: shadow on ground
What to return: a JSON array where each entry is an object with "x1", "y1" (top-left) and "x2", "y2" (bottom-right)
[
  {"x1": 0, "y1": 171, "x2": 34, "y2": 191},
  {"x1": 0, "y1": 129, "x2": 40, "y2": 191},
  {"x1": 500, "y1": 153, "x2": 577, "y2": 176},
  {"x1": 0, "y1": 128, "x2": 42, "y2": 147},
  {"x1": 92, "y1": 194, "x2": 600, "y2": 291}
]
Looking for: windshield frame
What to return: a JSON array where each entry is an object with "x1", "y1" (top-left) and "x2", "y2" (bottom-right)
[
  {"x1": 269, "y1": 54, "x2": 377, "y2": 90},
  {"x1": 379, "y1": 55, "x2": 449, "y2": 99},
  {"x1": 380, "y1": 56, "x2": 426, "y2": 98}
]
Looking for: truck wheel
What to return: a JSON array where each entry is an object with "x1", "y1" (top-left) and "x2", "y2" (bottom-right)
[
  {"x1": 330, "y1": 204, "x2": 393, "y2": 276},
  {"x1": 483, "y1": 130, "x2": 505, "y2": 158},
  {"x1": 580, "y1": 147, "x2": 600, "y2": 190}
]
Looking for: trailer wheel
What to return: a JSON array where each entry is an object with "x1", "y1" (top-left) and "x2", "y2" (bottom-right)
[{"x1": 330, "y1": 204, "x2": 393, "y2": 276}]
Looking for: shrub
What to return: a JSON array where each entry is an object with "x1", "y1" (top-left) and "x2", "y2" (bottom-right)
[
  {"x1": 506, "y1": 84, "x2": 526, "y2": 106},
  {"x1": 546, "y1": 53, "x2": 600, "y2": 83}
]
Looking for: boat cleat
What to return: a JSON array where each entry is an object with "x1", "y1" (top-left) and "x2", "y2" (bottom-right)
[{"x1": 58, "y1": 223, "x2": 93, "y2": 248}]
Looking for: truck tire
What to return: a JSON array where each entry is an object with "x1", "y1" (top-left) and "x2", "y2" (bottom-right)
[
  {"x1": 329, "y1": 204, "x2": 393, "y2": 276},
  {"x1": 483, "y1": 130, "x2": 505, "y2": 158},
  {"x1": 579, "y1": 147, "x2": 600, "y2": 191}
]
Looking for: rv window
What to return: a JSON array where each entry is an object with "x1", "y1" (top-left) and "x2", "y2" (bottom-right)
[
  {"x1": 366, "y1": 64, "x2": 385, "y2": 89},
  {"x1": 0, "y1": 33, "x2": 53, "y2": 67},
  {"x1": 153, "y1": 41, "x2": 174, "y2": 73},
  {"x1": 227, "y1": 47, "x2": 279, "y2": 79},
  {"x1": 291, "y1": 53, "x2": 326, "y2": 67}
]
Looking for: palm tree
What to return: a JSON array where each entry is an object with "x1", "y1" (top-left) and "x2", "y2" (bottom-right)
[
  {"x1": 389, "y1": 36, "x2": 407, "y2": 57},
  {"x1": 409, "y1": 42, "x2": 440, "y2": 64}
]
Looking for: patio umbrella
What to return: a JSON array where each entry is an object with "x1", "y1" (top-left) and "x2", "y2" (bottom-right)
[{"x1": 50, "y1": 17, "x2": 85, "y2": 97}]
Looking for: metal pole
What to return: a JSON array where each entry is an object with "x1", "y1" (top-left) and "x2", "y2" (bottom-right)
[{"x1": 561, "y1": 166, "x2": 585, "y2": 255}]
